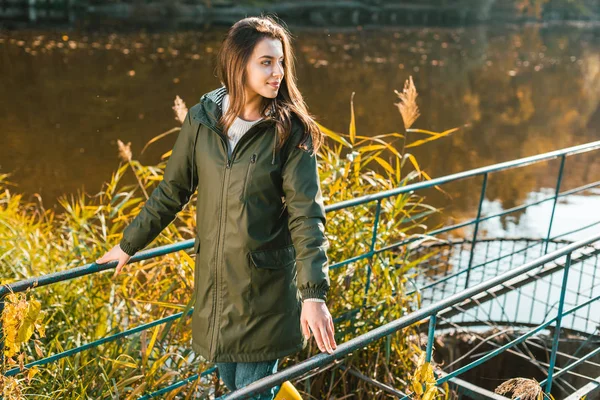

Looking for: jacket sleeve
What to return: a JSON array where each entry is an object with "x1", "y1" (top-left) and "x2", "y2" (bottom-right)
[
  {"x1": 281, "y1": 128, "x2": 331, "y2": 302},
  {"x1": 119, "y1": 111, "x2": 199, "y2": 256}
]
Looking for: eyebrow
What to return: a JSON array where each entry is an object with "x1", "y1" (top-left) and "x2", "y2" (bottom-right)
[{"x1": 259, "y1": 55, "x2": 284, "y2": 59}]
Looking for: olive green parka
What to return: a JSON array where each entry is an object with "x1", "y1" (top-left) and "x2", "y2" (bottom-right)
[{"x1": 118, "y1": 86, "x2": 331, "y2": 362}]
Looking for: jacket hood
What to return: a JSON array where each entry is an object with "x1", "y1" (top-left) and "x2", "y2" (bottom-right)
[
  {"x1": 195, "y1": 85, "x2": 276, "y2": 129},
  {"x1": 193, "y1": 85, "x2": 279, "y2": 165}
]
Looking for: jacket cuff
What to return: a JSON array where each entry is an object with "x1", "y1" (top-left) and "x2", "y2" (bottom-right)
[
  {"x1": 119, "y1": 237, "x2": 139, "y2": 257},
  {"x1": 301, "y1": 288, "x2": 327, "y2": 302}
]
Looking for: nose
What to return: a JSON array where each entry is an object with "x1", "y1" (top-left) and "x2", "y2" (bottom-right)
[{"x1": 273, "y1": 61, "x2": 284, "y2": 78}]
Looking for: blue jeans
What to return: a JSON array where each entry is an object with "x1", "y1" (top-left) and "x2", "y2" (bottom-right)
[{"x1": 216, "y1": 359, "x2": 280, "y2": 399}]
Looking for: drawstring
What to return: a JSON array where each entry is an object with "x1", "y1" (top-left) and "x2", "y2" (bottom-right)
[
  {"x1": 271, "y1": 132, "x2": 277, "y2": 165},
  {"x1": 190, "y1": 122, "x2": 201, "y2": 193},
  {"x1": 270, "y1": 102, "x2": 277, "y2": 165}
]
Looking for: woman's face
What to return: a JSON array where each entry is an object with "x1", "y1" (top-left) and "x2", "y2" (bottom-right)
[{"x1": 245, "y1": 37, "x2": 284, "y2": 101}]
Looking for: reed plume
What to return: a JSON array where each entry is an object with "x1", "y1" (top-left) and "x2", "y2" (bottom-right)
[
  {"x1": 495, "y1": 378, "x2": 545, "y2": 400},
  {"x1": 172, "y1": 95, "x2": 188, "y2": 124},
  {"x1": 395, "y1": 75, "x2": 420, "y2": 131}
]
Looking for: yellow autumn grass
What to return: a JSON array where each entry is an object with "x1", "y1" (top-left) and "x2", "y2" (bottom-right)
[
  {"x1": 2, "y1": 292, "x2": 45, "y2": 358},
  {"x1": 411, "y1": 353, "x2": 449, "y2": 400},
  {"x1": 1, "y1": 76, "x2": 459, "y2": 398}
]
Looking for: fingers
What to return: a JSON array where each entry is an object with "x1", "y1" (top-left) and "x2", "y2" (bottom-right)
[
  {"x1": 319, "y1": 318, "x2": 337, "y2": 354},
  {"x1": 318, "y1": 325, "x2": 333, "y2": 354},
  {"x1": 328, "y1": 317, "x2": 338, "y2": 350},
  {"x1": 96, "y1": 245, "x2": 117, "y2": 264},
  {"x1": 301, "y1": 316, "x2": 311, "y2": 340},
  {"x1": 308, "y1": 318, "x2": 336, "y2": 354},
  {"x1": 302, "y1": 303, "x2": 338, "y2": 354},
  {"x1": 112, "y1": 258, "x2": 127, "y2": 279},
  {"x1": 309, "y1": 321, "x2": 326, "y2": 352},
  {"x1": 96, "y1": 245, "x2": 131, "y2": 278},
  {"x1": 95, "y1": 253, "x2": 109, "y2": 264},
  {"x1": 96, "y1": 254, "x2": 116, "y2": 265}
]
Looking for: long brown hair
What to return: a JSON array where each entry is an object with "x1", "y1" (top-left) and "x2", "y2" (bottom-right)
[{"x1": 215, "y1": 15, "x2": 323, "y2": 154}]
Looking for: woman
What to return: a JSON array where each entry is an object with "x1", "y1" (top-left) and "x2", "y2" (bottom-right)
[{"x1": 96, "y1": 15, "x2": 337, "y2": 400}]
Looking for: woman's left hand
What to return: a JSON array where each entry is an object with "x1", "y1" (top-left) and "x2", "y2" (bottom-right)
[{"x1": 301, "y1": 301, "x2": 337, "y2": 354}]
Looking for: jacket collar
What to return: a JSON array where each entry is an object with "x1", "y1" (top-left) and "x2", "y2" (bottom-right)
[
  {"x1": 193, "y1": 85, "x2": 280, "y2": 165},
  {"x1": 195, "y1": 85, "x2": 276, "y2": 132}
]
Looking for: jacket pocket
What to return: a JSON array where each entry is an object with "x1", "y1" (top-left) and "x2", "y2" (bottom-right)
[
  {"x1": 240, "y1": 153, "x2": 257, "y2": 201},
  {"x1": 249, "y1": 244, "x2": 295, "y2": 270},
  {"x1": 248, "y1": 245, "x2": 297, "y2": 315}
]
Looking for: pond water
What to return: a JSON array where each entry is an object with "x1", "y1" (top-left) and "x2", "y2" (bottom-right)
[{"x1": 1, "y1": 21, "x2": 599, "y2": 241}]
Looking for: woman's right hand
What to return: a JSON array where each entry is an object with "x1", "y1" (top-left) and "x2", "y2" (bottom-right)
[{"x1": 96, "y1": 244, "x2": 132, "y2": 278}]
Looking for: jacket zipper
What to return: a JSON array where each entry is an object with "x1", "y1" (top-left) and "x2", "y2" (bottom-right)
[
  {"x1": 241, "y1": 153, "x2": 257, "y2": 201},
  {"x1": 210, "y1": 153, "x2": 231, "y2": 359},
  {"x1": 200, "y1": 118, "x2": 270, "y2": 360}
]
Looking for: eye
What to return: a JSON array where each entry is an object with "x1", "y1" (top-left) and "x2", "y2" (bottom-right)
[{"x1": 262, "y1": 59, "x2": 285, "y2": 66}]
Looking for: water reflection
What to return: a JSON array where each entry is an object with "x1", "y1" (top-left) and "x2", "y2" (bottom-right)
[
  {"x1": 0, "y1": 23, "x2": 598, "y2": 239},
  {"x1": 480, "y1": 188, "x2": 600, "y2": 240}
]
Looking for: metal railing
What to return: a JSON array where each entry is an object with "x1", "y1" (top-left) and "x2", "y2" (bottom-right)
[
  {"x1": 1, "y1": 140, "x2": 600, "y2": 398},
  {"x1": 223, "y1": 233, "x2": 600, "y2": 399}
]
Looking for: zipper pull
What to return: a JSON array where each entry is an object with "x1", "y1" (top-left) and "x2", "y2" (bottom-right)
[
  {"x1": 251, "y1": 153, "x2": 257, "y2": 163},
  {"x1": 226, "y1": 159, "x2": 232, "y2": 169}
]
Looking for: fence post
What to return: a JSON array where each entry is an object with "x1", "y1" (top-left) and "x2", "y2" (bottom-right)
[
  {"x1": 465, "y1": 173, "x2": 488, "y2": 289},
  {"x1": 545, "y1": 253, "x2": 572, "y2": 394},
  {"x1": 425, "y1": 314, "x2": 437, "y2": 363},
  {"x1": 544, "y1": 155, "x2": 566, "y2": 255},
  {"x1": 385, "y1": 334, "x2": 391, "y2": 366},
  {"x1": 362, "y1": 200, "x2": 382, "y2": 308}
]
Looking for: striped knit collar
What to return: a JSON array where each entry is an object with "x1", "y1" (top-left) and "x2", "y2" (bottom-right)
[
  {"x1": 204, "y1": 85, "x2": 276, "y2": 118},
  {"x1": 196, "y1": 85, "x2": 280, "y2": 165}
]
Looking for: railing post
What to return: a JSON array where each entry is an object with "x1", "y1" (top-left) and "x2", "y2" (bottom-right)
[
  {"x1": 362, "y1": 200, "x2": 382, "y2": 308},
  {"x1": 425, "y1": 314, "x2": 437, "y2": 363},
  {"x1": 304, "y1": 371, "x2": 311, "y2": 395},
  {"x1": 418, "y1": 315, "x2": 438, "y2": 396},
  {"x1": 545, "y1": 253, "x2": 572, "y2": 394},
  {"x1": 385, "y1": 334, "x2": 391, "y2": 366},
  {"x1": 465, "y1": 173, "x2": 488, "y2": 289},
  {"x1": 544, "y1": 155, "x2": 566, "y2": 255}
]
